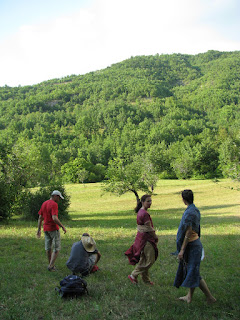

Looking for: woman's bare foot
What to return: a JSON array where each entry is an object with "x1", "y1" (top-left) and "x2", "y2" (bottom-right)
[
  {"x1": 207, "y1": 296, "x2": 217, "y2": 304},
  {"x1": 128, "y1": 274, "x2": 138, "y2": 284},
  {"x1": 178, "y1": 294, "x2": 192, "y2": 303}
]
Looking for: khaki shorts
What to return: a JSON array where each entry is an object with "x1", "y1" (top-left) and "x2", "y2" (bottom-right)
[{"x1": 44, "y1": 230, "x2": 61, "y2": 252}]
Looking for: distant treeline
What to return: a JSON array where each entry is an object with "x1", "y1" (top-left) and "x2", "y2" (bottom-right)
[{"x1": 0, "y1": 50, "x2": 240, "y2": 189}]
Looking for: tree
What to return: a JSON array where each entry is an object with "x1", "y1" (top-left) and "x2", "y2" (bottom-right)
[
  {"x1": 77, "y1": 169, "x2": 89, "y2": 184},
  {"x1": 219, "y1": 136, "x2": 240, "y2": 180},
  {"x1": 193, "y1": 139, "x2": 219, "y2": 178},
  {"x1": 0, "y1": 175, "x2": 12, "y2": 220},
  {"x1": 61, "y1": 157, "x2": 106, "y2": 183},
  {"x1": 103, "y1": 155, "x2": 158, "y2": 204},
  {"x1": 169, "y1": 139, "x2": 195, "y2": 179},
  {"x1": 61, "y1": 157, "x2": 89, "y2": 183}
]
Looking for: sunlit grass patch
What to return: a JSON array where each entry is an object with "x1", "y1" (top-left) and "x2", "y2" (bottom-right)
[{"x1": 0, "y1": 179, "x2": 239, "y2": 320}]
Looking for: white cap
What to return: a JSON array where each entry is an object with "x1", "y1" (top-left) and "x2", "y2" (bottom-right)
[{"x1": 51, "y1": 190, "x2": 64, "y2": 199}]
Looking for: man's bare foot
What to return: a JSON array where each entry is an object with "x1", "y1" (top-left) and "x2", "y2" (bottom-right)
[
  {"x1": 207, "y1": 296, "x2": 217, "y2": 304},
  {"x1": 178, "y1": 295, "x2": 191, "y2": 303}
]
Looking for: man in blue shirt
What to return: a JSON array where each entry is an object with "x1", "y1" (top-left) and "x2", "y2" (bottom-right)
[{"x1": 66, "y1": 233, "x2": 101, "y2": 276}]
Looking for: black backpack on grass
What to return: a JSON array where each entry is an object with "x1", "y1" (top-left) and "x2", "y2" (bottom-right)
[{"x1": 55, "y1": 275, "x2": 88, "y2": 298}]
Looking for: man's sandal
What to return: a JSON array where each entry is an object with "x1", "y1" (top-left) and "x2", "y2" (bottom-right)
[{"x1": 48, "y1": 266, "x2": 57, "y2": 272}]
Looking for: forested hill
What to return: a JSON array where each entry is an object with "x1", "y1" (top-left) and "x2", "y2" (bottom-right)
[{"x1": 0, "y1": 50, "x2": 240, "y2": 186}]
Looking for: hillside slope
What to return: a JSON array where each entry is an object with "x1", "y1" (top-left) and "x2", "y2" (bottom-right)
[{"x1": 0, "y1": 50, "x2": 239, "y2": 184}]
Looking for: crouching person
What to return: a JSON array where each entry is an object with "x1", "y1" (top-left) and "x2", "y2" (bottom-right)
[{"x1": 66, "y1": 233, "x2": 101, "y2": 276}]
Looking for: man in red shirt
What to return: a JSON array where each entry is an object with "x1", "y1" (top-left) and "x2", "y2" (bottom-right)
[{"x1": 37, "y1": 190, "x2": 67, "y2": 271}]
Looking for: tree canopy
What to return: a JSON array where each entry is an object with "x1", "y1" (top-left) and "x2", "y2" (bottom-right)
[{"x1": 0, "y1": 50, "x2": 240, "y2": 191}]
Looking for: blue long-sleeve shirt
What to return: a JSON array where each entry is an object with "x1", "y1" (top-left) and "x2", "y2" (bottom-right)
[{"x1": 176, "y1": 203, "x2": 201, "y2": 252}]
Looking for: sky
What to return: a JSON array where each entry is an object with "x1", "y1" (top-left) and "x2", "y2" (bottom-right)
[{"x1": 0, "y1": 0, "x2": 239, "y2": 87}]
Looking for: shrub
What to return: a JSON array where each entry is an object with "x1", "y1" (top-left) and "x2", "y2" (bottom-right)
[
  {"x1": 0, "y1": 178, "x2": 12, "y2": 221},
  {"x1": 23, "y1": 184, "x2": 71, "y2": 221}
]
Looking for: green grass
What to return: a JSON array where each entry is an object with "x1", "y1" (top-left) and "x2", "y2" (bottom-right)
[{"x1": 0, "y1": 179, "x2": 240, "y2": 320}]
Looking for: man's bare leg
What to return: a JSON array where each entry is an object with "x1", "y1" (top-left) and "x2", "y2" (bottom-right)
[
  {"x1": 48, "y1": 250, "x2": 59, "y2": 269},
  {"x1": 46, "y1": 250, "x2": 52, "y2": 264}
]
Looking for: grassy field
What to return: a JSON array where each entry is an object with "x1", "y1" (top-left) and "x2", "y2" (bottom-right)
[{"x1": 0, "y1": 179, "x2": 240, "y2": 320}]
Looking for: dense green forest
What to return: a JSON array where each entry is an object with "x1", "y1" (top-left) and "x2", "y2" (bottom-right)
[{"x1": 0, "y1": 50, "x2": 240, "y2": 202}]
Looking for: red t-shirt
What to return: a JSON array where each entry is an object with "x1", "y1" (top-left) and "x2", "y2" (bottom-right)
[{"x1": 38, "y1": 199, "x2": 59, "y2": 232}]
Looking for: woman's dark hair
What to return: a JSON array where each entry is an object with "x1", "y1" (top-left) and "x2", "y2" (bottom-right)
[
  {"x1": 182, "y1": 189, "x2": 194, "y2": 204},
  {"x1": 134, "y1": 194, "x2": 152, "y2": 213}
]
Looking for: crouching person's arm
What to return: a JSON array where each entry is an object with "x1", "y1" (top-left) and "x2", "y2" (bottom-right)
[{"x1": 96, "y1": 251, "x2": 101, "y2": 264}]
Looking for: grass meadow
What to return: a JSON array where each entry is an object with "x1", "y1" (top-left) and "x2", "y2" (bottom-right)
[{"x1": 0, "y1": 179, "x2": 239, "y2": 320}]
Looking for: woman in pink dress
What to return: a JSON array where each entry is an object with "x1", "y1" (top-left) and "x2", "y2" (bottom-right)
[{"x1": 125, "y1": 194, "x2": 158, "y2": 285}]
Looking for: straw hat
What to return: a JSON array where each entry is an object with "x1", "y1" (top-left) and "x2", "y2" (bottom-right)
[{"x1": 81, "y1": 235, "x2": 96, "y2": 252}]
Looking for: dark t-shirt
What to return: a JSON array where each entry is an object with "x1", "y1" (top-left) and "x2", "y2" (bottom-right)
[{"x1": 66, "y1": 241, "x2": 97, "y2": 275}]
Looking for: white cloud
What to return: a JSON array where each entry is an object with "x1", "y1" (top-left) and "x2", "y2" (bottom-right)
[{"x1": 0, "y1": 0, "x2": 239, "y2": 87}]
